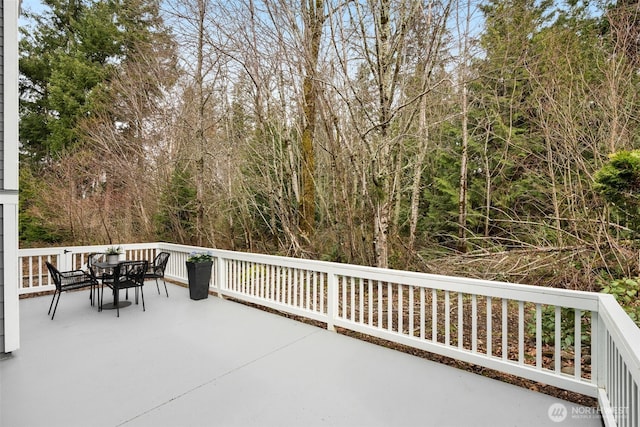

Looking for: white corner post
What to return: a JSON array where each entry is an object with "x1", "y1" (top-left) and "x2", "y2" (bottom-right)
[
  {"x1": 326, "y1": 272, "x2": 337, "y2": 331},
  {"x1": 3, "y1": 0, "x2": 21, "y2": 353}
]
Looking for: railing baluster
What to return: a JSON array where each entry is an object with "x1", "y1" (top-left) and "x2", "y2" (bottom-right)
[
  {"x1": 29, "y1": 257, "x2": 34, "y2": 288},
  {"x1": 472, "y1": 294, "x2": 477, "y2": 353},
  {"x1": 458, "y1": 292, "x2": 463, "y2": 349},
  {"x1": 618, "y1": 353, "x2": 622, "y2": 422},
  {"x1": 276, "y1": 264, "x2": 281, "y2": 303},
  {"x1": 486, "y1": 296, "x2": 492, "y2": 357},
  {"x1": 536, "y1": 304, "x2": 542, "y2": 369},
  {"x1": 252, "y1": 262, "x2": 256, "y2": 296},
  {"x1": 624, "y1": 369, "x2": 629, "y2": 427},
  {"x1": 257, "y1": 263, "x2": 262, "y2": 298},
  {"x1": 267, "y1": 264, "x2": 273, "y2": 300},
  {"x1": 341, "y1": 276, "x2": 347, "y2": 319},
  {"x1": 378, "y1": 280, "x2": 383, "y2": 328},
  {"x1": 555, "y1": 306, "x2": 561, "y2": 373},
  {"x1": 251, "y1": 261, "x2": 255, "y2": 295},
  {"x1": 299, "y1": 269, "x2": 303, "y2": 307},
  {"x1": 359, "y1": 278, "x2": 364, "y2": 324},
  {"x1": 368, "y1": 279, "x2": 373, "y2": 326},
  {"x1": 18, "y1": 256, "x2": 23, "y2": 289},
  {"x1": 502, "y1": 299, "x2": 508, "y2": 360},
  {"x1": 292, "y1": 268, "x2": 298, "y2": 307},
  {"x1": 237, "y1": 260, "x2": 241, "y2": 294},
  {"x1": 633, "y1": 381, "x2": 638, "y2": 427},
  {"x1": 432, "y1": 289, "x2": 437, "y2": 342},
  {"x1": 320, "y1": 273, "x2": 325, "y2": 314},
  {"x1": 575, "y1": 309, "x2": 581, "y2": 379},
  {"x1": 312, "y1": 271, "x2": 317, "y2": 312},
  {"x1": 420, "y1": 287, "x2": 425, "y2": 340},
  {"x1": 306, "y1": 270, "x2": 311, "y2": 310},
  {"x1": 287, "y1": 267, "x2": 292, "y2": 305},
  {"x1": 349, "y1": 276, "x2": 355, "y2": 321},
  {"x1": 518, "y1": 301, "x2": 524, "y2": 365},
  {"x1": 398, "y1": 284, "x2": 403, "y2": 335},
  {"x1": 242, "y1": 261, "x2": 247, "y2": 294},
  {"x1": 387, "y1": 282, "x2": 392, "y2": 332},
  {"x1": 409, "y1": 285, "x2": 414, "y2": 338},
  {"x1": 445, "y1": 290, "x2": 450, "y2": 346}
]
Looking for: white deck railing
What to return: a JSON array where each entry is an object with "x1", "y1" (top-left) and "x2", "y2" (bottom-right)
[{"x1": 18, "y1": 242, "x2": 640, "y2": 427}]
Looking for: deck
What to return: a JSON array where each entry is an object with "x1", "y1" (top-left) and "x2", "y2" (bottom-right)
[{"x1": 1, "y1": 282, "x2": 602, "y2": 427}]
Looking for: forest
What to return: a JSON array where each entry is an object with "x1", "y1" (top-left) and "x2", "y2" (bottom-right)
[{"x1": 17, "y1": 0, "x2": 640, "y2": 300}]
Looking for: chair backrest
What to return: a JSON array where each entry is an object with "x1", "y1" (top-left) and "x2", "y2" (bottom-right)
[
  {"x1": 45, "y1": 262, "x2": 63, "y2": 290},
  {"x1": 114, "y1": 260, "x2": 148, "y2": 286},
  {"x1": 153, "y1": 252, "x2": 170, "y2": 272},
  {"x1": 87, "y1": 252, "x2": 106, "y2": 269},
  {"x1": 46, "y1": 261, "x2": 76, "y2": 291},
  {"x1": 87, "y1": 253, "x2": 107, "y2": 278}
]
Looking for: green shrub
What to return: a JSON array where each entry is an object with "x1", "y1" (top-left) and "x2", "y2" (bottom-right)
[
  {"x1": 528, "y1": 305, "x2": 590, "y2": 350},
  {"x1": 601, "y1": 278, "x2": 640, "y2": 327}
]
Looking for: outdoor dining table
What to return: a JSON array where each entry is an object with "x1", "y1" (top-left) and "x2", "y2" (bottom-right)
[{"x1": 93, "y1": 261, "x2": 133, "y2": 310}]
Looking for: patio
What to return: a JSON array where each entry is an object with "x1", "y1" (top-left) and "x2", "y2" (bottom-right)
[{"x1": 1, "y1": 282, "x2": 602, "y2": 427}]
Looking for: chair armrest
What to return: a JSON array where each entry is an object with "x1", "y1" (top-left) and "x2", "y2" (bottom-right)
[{"x1": 59, "y1": 269, "x2": 95, "y2": 285}]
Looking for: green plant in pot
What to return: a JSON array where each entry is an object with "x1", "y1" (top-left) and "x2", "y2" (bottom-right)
[
  {"x1": 186, "y1": 251, "x2": 213, "y2": 300},
  {"x1": 105, "y1": 246, "x2": 122, "y2": 263}
]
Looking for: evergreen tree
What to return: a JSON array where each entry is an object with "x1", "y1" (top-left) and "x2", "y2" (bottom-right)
[{"x1": 19, "y1": 0, "x2": 175, "y2": 163}]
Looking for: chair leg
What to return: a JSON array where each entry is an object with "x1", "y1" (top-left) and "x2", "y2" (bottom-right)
[
  {"x1": 115, "y1": 288, "x2": 120, "y2": 318},
  {"x1": 140, "y1": 286, "x2": 145, "y2": 311},
  {"x1": 90, "y1": 285, "x2": 96, "y2": 306},
  {"x1": 99, "y1": 284, "x2": 103, "y2": 312},
  {"x1": 163, "y1": 279, "x2": 169, "y2": 298},
  {"x1": 48, "y1": 289, "x2": 59, "y2": 315},
  {"x1": 155, "y1": 278, "x2": 160, "y2": 295},
  {"x1": 50, "y1": 291, "x2": 62, "y2": 320}
]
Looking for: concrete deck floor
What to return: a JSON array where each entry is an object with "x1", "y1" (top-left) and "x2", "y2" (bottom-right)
[{"x1": 1, "y1": 282, "x2": 603, "y2": 427}]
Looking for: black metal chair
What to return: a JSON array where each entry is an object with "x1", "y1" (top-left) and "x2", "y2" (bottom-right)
[
  {"x1": 100, "y1": 260, "x2": 148, "y2": 317},
  {"x1": 145, "y1": 252, "x2": 170, "y2": 297},
  {"x1": 87, "y1": 252, "x2": 107, "y2": 271},
  {"x1": 46, "y1": 262, "x2": 99, "y2": 320},
  {"x1": 87, "y1": 252, "x2": 110, "y2": 300}
]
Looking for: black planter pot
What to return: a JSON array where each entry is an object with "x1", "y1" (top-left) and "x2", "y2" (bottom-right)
[{"x1": 186, "y1": 261, "x2": 212, "y2": 300}]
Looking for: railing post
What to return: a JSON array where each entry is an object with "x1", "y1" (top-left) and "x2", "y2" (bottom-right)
[
  {"x1": 60, "y1": 249, "x2": 73, "y2": 271},
  {"x1": 327, "y1": 272, "x2": 337, "y2": 332},
  {"x1": 216, "y1": 256, "x2": 226, "y2": 298}
]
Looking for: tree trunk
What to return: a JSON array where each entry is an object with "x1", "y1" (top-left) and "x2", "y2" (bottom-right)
[
  {"x1": 300, "y1": 0, "x2": 324, "y2": 237},
  {"x1": 458, "y1": 84, "x2": 469, "y2": 252},
  {"x1": 194, "y1": 0, "x2": 207, "y2": 247}
]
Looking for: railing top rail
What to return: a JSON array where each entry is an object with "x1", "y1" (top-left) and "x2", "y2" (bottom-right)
[
  {"x1": 158, "y1": 242, "x2": 602, "y2": 310},
  {"x1": 19, "y1": 242, "x2": 159, "y2": 256}
]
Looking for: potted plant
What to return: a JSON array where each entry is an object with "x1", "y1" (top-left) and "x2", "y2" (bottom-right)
[
  {"x1": 186, "y1": 251, "x2": 213, "y2": 300},
  {"x1": 105, "y1": 246, "x2": 122, "y2": 264}
]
